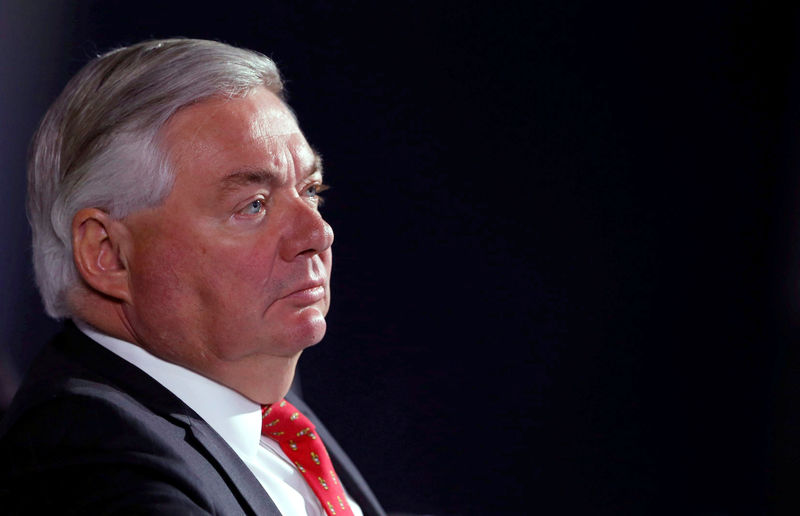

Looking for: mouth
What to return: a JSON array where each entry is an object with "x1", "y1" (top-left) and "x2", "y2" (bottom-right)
[{"x1": 282, "y1": 283, "x2": 326, "y2": 304}]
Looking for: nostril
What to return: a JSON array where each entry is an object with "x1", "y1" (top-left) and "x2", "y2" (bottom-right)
[{"x1": 281, "y1": 208, "x2": 334, "y2": 261}]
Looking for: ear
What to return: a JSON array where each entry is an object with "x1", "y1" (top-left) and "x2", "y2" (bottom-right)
[{"x1": 72, "y1": 208, "x2": 133, "y2": 304}]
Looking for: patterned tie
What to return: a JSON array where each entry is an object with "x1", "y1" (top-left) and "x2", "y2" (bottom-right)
[{"x1": 261, "y1": 399, "x2": 352, "y2": 515}]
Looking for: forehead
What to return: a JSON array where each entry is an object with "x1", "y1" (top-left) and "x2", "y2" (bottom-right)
[{"x1": 160, "y1": 87, "x2": 315, "y2": 181}]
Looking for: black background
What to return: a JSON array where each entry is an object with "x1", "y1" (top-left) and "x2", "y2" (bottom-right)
[{"x1": 2, "y1": 2, "x2": 800, "y2": 515}]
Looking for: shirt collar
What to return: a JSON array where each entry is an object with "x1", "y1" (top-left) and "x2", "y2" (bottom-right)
[{"x1": 73, "y1": 319, "x2": 263, "y2": 460}]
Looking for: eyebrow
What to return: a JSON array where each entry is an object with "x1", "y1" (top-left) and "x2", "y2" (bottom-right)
[
  {"x1": 218, "y1": 151, "x2": 324, "y2": 193},
  {"x1": 312, "y1": 153, "x2": 324, "y2": 178}
]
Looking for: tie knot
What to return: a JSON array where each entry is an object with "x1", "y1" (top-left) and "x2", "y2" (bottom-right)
[
  {"x1": 261, "y1": 399, "x2": 318, "y2": 443},
  {"x1": 259, "y1": 398, "x2": 352, "y2": 515}
]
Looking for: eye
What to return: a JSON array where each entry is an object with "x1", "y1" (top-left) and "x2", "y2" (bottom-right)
[
  {"x1": 303, "y1": 183, "x2": 330, "y2": 204},
  {"x1": 238, "y1": 198, "x2": 265, "y2": 216}
]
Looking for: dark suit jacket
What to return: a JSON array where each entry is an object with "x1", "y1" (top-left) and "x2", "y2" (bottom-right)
[{"x1": 0, "y1": 322, "x2": 385, "y2": 515}]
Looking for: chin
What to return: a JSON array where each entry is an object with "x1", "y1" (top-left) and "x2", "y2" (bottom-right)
[
  {"x1": 297, "y1": 308, "x2": 328, "y2": 345},
  {"x1": 274, "y1": 308, "x2": 328, "y2": 355}
]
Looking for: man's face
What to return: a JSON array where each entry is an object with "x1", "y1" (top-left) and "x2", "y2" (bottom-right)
[{"x1": 120, "y1": 87, "x2": 333, "y2": 372}]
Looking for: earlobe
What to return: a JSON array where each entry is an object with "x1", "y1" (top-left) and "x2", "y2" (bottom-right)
[{"x1": 72, "y1": 208, "x2": 132, "y2": 304}]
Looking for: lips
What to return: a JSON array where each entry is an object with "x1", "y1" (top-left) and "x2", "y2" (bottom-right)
[{"x1": 282, "y1": 282, "x2": 326, "y2": 304}]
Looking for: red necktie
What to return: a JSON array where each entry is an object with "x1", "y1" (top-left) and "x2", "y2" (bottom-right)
[{"x1": 261, "y1": 399, "x2": 352, "y2": 515}]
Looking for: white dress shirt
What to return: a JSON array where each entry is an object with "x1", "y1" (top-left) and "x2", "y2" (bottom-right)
[{"x1": 75, "y1": 321, "x2": 363, "y2": 516}]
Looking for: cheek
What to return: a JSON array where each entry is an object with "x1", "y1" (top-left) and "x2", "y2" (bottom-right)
[
  {"x1": 127, "y1": 218, "x2": 282, "y2": 324},
  {"x1": 185, "y1": 236, "x2": 281, "y2": 313},
  {"x1": 129, "y1": 239, "x2": 199, "y2": 311},
  {"x1": 209, "y1": 238, "x2": 280, "y2": 296}
]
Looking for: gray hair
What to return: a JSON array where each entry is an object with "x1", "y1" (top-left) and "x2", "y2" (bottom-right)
[{"x1": 27, "y1": 38, "x2": 284, "y2": 318}]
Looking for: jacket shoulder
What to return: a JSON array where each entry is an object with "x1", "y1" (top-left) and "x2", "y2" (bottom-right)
[{"x1": 0, "y1": 328, "x2": 236, "y2": 514}]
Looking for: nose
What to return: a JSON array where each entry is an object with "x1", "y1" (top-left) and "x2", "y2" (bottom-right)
[{"x1": 278, "y1": 196, "x2": 334, "y2": 262}]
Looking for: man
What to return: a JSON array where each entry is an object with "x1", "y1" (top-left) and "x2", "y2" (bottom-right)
[{"x1": 0, "y1": 38, "x2": 385, "y2": 515}]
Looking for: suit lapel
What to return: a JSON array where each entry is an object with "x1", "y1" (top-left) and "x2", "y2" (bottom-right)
[
  {"x1": 175, "y1": 414, "x2": 282, "y2": 516},
  {"x1": 57, "y1": 324, "x2": 383, "y2": 516},
  {"x1": 59, "y1": 324, "x2": 282, "y2": 516}
]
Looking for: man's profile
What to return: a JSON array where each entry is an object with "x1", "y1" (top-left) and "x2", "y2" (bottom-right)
[{"x1": 0, "y1": 38, "x2": 384, "y2": 515}]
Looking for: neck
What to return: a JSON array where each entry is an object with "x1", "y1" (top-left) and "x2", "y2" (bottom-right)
[
  {"x1": 73, "y1": 296, "x2": 299, "y2": 405},
  {"x1": 195, "y1": 353, "x2": 300, "y2": 404}
]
